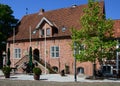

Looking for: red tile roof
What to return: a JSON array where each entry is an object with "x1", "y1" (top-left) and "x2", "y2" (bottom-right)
[{"x1": 8, "y1": 2, "x2": 105, "y2": 42}]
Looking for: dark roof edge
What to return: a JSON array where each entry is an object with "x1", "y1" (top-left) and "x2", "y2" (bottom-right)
[{"x1": 7, "y1": 35, "x2": 71, "y2": 43}]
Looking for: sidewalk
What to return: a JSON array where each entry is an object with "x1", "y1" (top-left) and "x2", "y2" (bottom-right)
[{"x1": 1, "y1": 73, "x2": 120, "y2": 82}]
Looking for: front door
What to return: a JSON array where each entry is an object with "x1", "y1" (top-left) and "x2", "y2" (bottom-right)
[{"x1": 33, "y1": 49, "x2": 40, "y2": 61}]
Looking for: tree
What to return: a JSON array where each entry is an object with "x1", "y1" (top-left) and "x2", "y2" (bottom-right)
[
  {"x1": 29, "y1": 46, "x2": 33, "y2": 73},
  {"x1": 0, "y1": 4, "x2": 18, "y2": 69},
  {"x1": 7, "y1": 48, "x2": 11, "y2": 66},
  {"x1": 71, "y1": 0, "x2": 116, "y2": 77}
]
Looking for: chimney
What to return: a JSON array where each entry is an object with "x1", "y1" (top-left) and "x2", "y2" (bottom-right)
[
  {"x1": 38, "y1": 8, "x2": 45, "y2": 15},
  {"x1": 72, "y1": 4, "x2": 77, "y2": 8}
]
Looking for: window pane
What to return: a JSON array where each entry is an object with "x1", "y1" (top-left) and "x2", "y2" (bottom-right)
[
  {"x1": 56, "y1": 52, "x2": 59, "y2": 57},
  {"x1": 15, "y1": 54, "x2": 17, "y2": 58},
  {"x1": 51, "y1": 47, "x2": 54, "y2": 51},
  {"x1": 19, "y1": 54, "x2": 21, "y2": 58},
  {"x1": 40, "y1": 29, "x2": 44, "y2": 36},
  {"x1": 46, "y1": 28, "x2": 50, "y2": 36},
  {"x1": 52, "y1": 53, "x2": 54, "y2": 57},
  {"x1": 18, "y1": 49, "x2": 21, "y2": 53},
  {"x1": 15, "y1": 49, "x2": 17, "y2": 53},
  {"x1": 56, "y1": 47, "x2": 59, "y2": 51}
]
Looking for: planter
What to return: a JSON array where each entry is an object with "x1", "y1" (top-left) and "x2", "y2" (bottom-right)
[
  {"x1": 33, "y1": 67, "x2": 42, "y2": 80},
  {"x1": 4, "y1": 73, "x2": 10, "y2": 78},
  {"x1": 61, "y1": 70, "x2": 65, "y2": 76},
  {"x1": 34, "y1": 74, "x2": 40, "y2": 80},
  {"x1": 2, "y1": 66, "x2": 11, "y2": 78}
]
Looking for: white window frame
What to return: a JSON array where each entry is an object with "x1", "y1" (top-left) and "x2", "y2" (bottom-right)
[
  {"x1": 46, "y1": 28, "x2": 51, "y2": 36},
  {"x1": 50, "y1": 46, "x2": 59, "y2": 58},
  {"x1": 14, "y1": 48, "x2": 21, "y2": 58}
]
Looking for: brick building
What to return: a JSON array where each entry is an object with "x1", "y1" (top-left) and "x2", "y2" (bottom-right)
[{"x1": 6, "y1": 2, "x2": 120, "y2": 76}]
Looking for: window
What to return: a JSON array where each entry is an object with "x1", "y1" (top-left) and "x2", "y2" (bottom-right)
[
  {"x1": 62, "y1": 27, "x2": 66, "y2": 32},
  {"x1": 50, "y1": 46, "x2": 59, "y2": 58},
  {"x1": 77, "y1": 67, "x2": 84, "y2": 74},
  {"x1": 46, "y1": 28, "x2": 50, "y2": 36},
  {"x1": 52, "y1": 66, "x2": 58, "y2": 72},
  {"x1": 14, "y1": 48, "x2": 21, "y2": 58},
  {"x1": 102, "y1": 66, "x2": 112, "y2": 74},
  {"x1": 40, "y1": 29, "x2": 44, "y2": 36}
]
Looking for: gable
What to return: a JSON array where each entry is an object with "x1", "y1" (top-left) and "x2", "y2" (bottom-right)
[{"x1": 36, "y1": 17, "x2": 54, "y2": 29}]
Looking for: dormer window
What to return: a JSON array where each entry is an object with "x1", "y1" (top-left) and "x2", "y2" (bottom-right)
[
  {"x1": 46, "y1": 28, "x2": 50, "y2": 36},
  {"x1": 62, "y1": 26, "x2": 66, "y2": 32},
  {"x1": 40, "y1": 29, "x2": 44, "y2": 36}
]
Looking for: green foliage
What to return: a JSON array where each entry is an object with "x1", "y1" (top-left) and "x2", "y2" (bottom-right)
[
  {"x1": 33, "y1": 67, "x2": 42, "y2": 75},
  {"x1": 29, "y1": 47, "x2": 33, "y2": 67},
  {"x1": 0, "y1": 4, "x2": 18, "y2": 49},
  {"x1": 0, "y1": 4, "x2": 18, "y2": 38},
  {"x1": 0, "y1": 4, "x2": 18, "y2": 68},
  {"x1": 71, "y1": 0, "x2": 117, "y2": 63},
  {"x1": 7, "y1": 48, "x2": 11, "y2": 66},
  {"x1": 2, "y1": 66, "x2": 11, "y2": 74}
]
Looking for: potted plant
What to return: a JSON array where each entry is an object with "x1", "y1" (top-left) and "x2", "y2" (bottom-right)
[
  {"x1": 33, "y1": 67, "x2": 42, "y2": 80},
  {"x1": 60, "y1": 70, "x2": 65, "y2": 76},
  {"x1": 2, "y1": 66, "x2": 11, "y2": 78}
]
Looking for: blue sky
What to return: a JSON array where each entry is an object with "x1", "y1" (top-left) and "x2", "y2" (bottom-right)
[{"x1": 0, "y1": 0, "x2": 120, "y2": 20}]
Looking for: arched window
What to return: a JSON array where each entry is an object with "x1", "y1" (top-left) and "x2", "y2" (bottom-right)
[
  {"x1": 77, "y1": 67, "x2": 84, "y2": 74},
  {"x1": 52, "y1": 66, "x2": 58, "y2": 72}
]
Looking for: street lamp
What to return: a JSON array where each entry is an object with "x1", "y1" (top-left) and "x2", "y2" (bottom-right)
[
  {"x1": 116, "y1": 43, "x2": 119, "y2": 76},
  {"x1": 74, "y1": 42, "x2": 77, "y2": 82}
]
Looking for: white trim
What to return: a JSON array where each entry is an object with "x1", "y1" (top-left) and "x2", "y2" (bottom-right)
[
  {"x1": 14, "y1": 48, "x2": 22, "y2": 59},
  {"x1": 50, "y1": 45, "x2": 60, "y2": 58},
  {"x1": 36, "y1": 17, "x2": 54, "y2": 29}
]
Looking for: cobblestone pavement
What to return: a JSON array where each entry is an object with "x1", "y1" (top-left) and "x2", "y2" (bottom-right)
[
  {"x1": 0, "y1": 74, "x2": 120, "y2": 82},
  {"x1": 0, "y1": 73, "x2": 120, "y2": 86}
]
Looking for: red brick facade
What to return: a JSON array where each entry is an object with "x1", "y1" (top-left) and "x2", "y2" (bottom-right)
[
  {"x1": 7, "y1": 2, "x2": 106, "y2": 76},
  {"x1": 8, "y1": 35, "x2": 94, "y2": 76}
]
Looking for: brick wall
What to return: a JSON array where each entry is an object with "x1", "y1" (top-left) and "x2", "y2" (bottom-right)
[{"x1": 8, "y1": 37, "x2": 94, "y2": 76}]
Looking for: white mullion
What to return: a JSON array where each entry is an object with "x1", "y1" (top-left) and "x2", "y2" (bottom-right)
[{"x1": 53, "y1": 46, "x2": 56, "y2": 58}]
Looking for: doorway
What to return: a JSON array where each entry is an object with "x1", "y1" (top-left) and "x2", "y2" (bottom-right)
[{"x1": 33, "y1": 49, "x2": 40, "y2": 61}]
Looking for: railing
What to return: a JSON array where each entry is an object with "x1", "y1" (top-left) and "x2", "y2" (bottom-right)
[
  {"x1": 14, "y1": 55, "x2": 29, "y2": 67},
  {"x1": 14, "y1": 54, "x2": 57, "y2": 74},
  {"x1": 33, "y1": 54, "x2": 57, "y2": 73}
]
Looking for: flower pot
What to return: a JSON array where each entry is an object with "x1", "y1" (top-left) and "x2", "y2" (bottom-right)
[
  {"x1": 4, "y1": 73, "x2": 10, "y2": 78},
  {"x1": 2, "y1": 66, "x2": 11, "y2": 78},
  {"x1": 34, "y1": 74, "x2": 40, "y2": 80}
]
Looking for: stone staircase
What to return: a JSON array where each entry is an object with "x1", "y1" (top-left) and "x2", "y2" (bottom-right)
[
  {"x1": 14, "y1": 55, "x2": 57, "y2": 74},
  {"x1": 37, "y1": 57, "x2": 57, "y2": 74}
]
